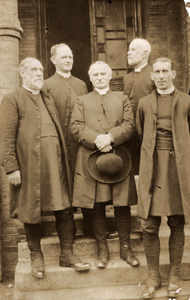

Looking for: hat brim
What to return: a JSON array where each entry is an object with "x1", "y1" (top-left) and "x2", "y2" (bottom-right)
[{"x1": 87, "y1": 146, "x2": 131, "y2": 184}]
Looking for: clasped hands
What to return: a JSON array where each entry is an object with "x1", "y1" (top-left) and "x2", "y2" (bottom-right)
[
  {"x1": 95, "y1": 134, "x2": 113, "y2": 153},
  {"x1": 8, "y1": 170, "x2": 21, "y2": 186}
]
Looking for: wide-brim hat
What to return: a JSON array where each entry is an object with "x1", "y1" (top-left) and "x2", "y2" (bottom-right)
[{"x1": 87, "y1": 146, "x2": 131, "y2": 184}]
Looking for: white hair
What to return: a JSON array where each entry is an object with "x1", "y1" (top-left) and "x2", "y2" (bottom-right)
[
  {"x1": 88, "y1": 61, "x2": 112, "y2": 77},
  {"x1": 130, "y1": 38, "x2": 151, "y2": 56},
  {"x1": 19, "y1": 57, "x2": 43, "y2": 72}
]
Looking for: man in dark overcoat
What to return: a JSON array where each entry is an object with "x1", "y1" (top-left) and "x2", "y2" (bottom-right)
[
  {"x1": 43, "y1": 43, "x2": 93, "y2": 237},
  {"x1": 136, "y1": 57, "x2": 190, "y2": 299},
  {"x1": 0, "y1": 58, "x2": 90, "y2": 279},
  {"x1": 123, "y1": 38, "x2": 155, "y2": 175},
  {"x1": 71, "y1": 61, "x2": 139, "y2": 269}
]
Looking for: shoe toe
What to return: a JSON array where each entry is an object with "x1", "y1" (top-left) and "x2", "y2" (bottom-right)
[
  {"x1": 95, "y1": 259, "x2": 108, "y2": 269},
  {"x1": 73, "y1": 262, "x2": 91, "y2": 272}
]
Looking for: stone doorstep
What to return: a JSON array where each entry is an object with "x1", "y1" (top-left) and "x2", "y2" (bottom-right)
[
  {"x1": 14, "y1": 251, "x2": 190, "y2": 292},
  {"x1": 13, "y1": 281, "x2": 190, "y2": 300},
  {"x1": 17, "y1": 226, "x2": 190, "y2": 262}
]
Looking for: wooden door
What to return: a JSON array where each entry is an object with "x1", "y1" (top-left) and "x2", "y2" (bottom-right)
[
  {"x1": 37, "y1": 0, "x2": 92, "y2": 90},
  {"x1": 89, "y1": 0, "x2": 142, "y2": 91}
]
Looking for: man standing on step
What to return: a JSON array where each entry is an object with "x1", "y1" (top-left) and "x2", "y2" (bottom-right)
[
  {"x1": 0, "y1": 57, "x2": 90, "y2": 279},
  {"x1": 71, "y1": 61, "x2": 139, "y2": 269},
  {"x1": 123, "y1": 38, "x2": 155, "y2": 175},
  {"x1": 43, "y1": 43, "x2": 94, "y2": 237},
  {"x1": 136, "y1": 57, "x2": 190, "y2": 299}
]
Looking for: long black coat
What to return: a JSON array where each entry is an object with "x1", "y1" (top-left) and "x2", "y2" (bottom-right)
[
  {"x1": 136, "y1": 89, "x2": 190, "y2": 224},
  {"x1": 43, "y1": 73, "x2": 87, "y2": 176},
  {"x1": 0, "y1": 87, "x2": 72, "y2": 223},
  {"x1": 71, "y1": 90, "x2": 137, "y2": 208}
]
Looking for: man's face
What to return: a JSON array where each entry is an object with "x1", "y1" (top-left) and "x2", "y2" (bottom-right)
[
  {"x1": 21, "y1": 60, "x2": 44, "y2": 91},
  {"x1": 89, "y1": 64, "x2": 111, "y2": 89},
  {"x1": 52, "y1": 46, "x2": 73, "y2": 73},
  {"x1": 127, "y1": 41, "x2": 146, "y2": 67},
  {"x1": 151, "y1": 61, "x2": 176, "y2": 90}
]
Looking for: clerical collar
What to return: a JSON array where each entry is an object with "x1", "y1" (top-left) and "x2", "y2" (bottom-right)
[
  {"x1": 134, "y1": 63, "x2": 147, "y2": 73},
  {"x1": 95, "y1": 87, "x2": 109, "y2": 95},
  {"x1": 56, "y1": 71, "x2": 71, "y2": 78},
  {"x1": 23, "y1": 85, "x2": 40, "y2": 95},
  {"x1": 157, "y1": 86, "x2": 175, "y2": 95}
]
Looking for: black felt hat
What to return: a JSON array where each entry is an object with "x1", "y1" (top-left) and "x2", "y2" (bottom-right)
[{"x1": 87, "y1": 147, "x2": 131, "y2": 184}]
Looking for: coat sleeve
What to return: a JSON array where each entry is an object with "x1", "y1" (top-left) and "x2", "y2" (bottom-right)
[
  {"x1": 71, "y1": 97, "x2": 98, "y2": 149},
  {"x1": 136, "y1": 98, "x2": 144, "y2": 143},
  {"x1": 108, "y1": 96, "x2": 135, "y2": 146},
  {"x1": 0, "y1": 95, "x2": 20, "y2": 174}
]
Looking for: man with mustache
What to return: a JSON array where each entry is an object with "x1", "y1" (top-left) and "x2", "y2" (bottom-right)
[
  {"x1": 0, "y1": 57, "x2": 90, "y2": 279},
  {"x1": 123, "y1": 38, "x2": 155, "y2": 175},
  {"x1": 71, "y1": 61, "x2": 139, "y2": 269}
]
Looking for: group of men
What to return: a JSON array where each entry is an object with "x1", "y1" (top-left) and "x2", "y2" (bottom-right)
[{"x1": 0, "y1": 38, "x2": 190, "y2": 299}]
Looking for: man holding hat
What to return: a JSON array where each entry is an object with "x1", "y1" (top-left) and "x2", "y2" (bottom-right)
[{"x1": 71, "y1": 61, "x2": 139, "y2": 269}]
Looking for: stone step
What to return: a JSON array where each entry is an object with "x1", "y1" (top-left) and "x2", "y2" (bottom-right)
[
  {"x1": 13, "y1": 280, "x2": 190, "y2": 300},
  {"x1": 18, "y1": 225, "x2": 190, "y2": 261},
  {"x1": 14, "y1": 250, "x2": 190, "y2": 293}
]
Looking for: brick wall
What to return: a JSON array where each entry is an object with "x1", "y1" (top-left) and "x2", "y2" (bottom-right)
[{"x1": 142, "y1": 0, "x2": 189, "y2": 92}]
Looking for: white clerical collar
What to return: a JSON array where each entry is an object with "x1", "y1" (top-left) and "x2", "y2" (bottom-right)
[
  {"x1": 95, "y1": 87, "x2": 109, "y2": 95},
  {"x1": 134, "y1": 63, "x2": 148, "y2": 73},
  {"x1": 157, "y1": 86, "x2": 175, "y2": 95},
  {"x1": 23, "y1": 85, "x2": 40, "y2": 95},
  {"x1": 56, "y1": 71, "x2": 71, "y2": 78}
]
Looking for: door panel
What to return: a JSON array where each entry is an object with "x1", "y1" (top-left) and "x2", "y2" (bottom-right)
[
  {"x1": 39, "y1": 0, "x2": 92, "y2": 90},
  {"x1": 90, "y1": 0, "x2": 140, "y2": 91}
]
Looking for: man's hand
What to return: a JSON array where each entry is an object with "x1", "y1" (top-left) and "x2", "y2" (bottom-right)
[
  {"x1": 100, "y1": 145, "x2": 112, "y2": 153},
  {"x1": 8, "y1": 170, "x2": 21, "y2": 186},
  {"x1": 95, "y1": 134, "x2": 113, "y2": 151}
]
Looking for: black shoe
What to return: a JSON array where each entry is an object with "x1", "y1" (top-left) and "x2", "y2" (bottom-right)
[
  {"x1": 59, "y1": 251, "x2": 90, "y2": 272},
  {"x1": 142, "y1": 282, "x2": 161, "y2": 299},
  {"x1": 120, "y1": 244, "x2": 139, "y2": 267},
  {"x1": 31, "y1": 253, "x2": 45, "y2": 279},
  {"x1": 96, "y1": 244, "x2": 109, "y2": 269}
]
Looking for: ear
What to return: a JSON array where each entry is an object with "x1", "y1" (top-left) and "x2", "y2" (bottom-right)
[
  {"x1": 50, "y1": 57, "x2": 56, "y2": 65},
  {"x1": 150, "y1": 72, "x2": 154, "y2": 81},
  {"x1": 19, "y1": 70, "x2": 24, "y2": 79},
  {"x1": 172, "y1": 70, "x2": 176, "y2": 80}
]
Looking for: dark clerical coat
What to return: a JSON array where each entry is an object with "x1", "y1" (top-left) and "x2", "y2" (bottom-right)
[
  {"x1": 71, "y1": 90, "x2": 137, "y2": 209},
  {"x1": 136, "y1": 89, "x2": 190, "y2": 224},
  {"x1": 123, "y1": 64, "x2": 155, "y2": 175},
  {"x1": 43, "y1": 73, "x2": 87, "y2": 176},
  {"x1": 0, "y1": 87, "x2": 72, "y2": 224}
]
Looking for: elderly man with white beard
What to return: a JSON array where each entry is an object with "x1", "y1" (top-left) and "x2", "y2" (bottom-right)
[{"x1": 0, "y1": 57, "x2": 90, "y2": 279}]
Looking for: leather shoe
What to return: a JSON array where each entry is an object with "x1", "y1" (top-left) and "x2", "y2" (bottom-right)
[
  {"x1": 95, "y1": 244, "x2": 109, "y2": 269},
  {"x1": 120, "y1": 244, "x2": 139, "y2": 267},
  {"x1": 31, "y1": 255, "x2": 45, "y2": 279},
  {"x1": 168, "y1": 283, "x2": 182, "y2": 298},
  {"x1": 142, "y1": 282, "x2": 161, "y2": 299},
  {"x1": 60, "y1": 251, "x2": 90, "y2": 272}
]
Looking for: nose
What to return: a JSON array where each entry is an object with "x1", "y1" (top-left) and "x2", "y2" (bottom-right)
[
  {"x1": 36, "y1": 69, "x2": 43, "y2": 76},
  {"x1": 97, "y1": 74, "x2": 102, "y2": 80},
  {"x1": 158, "y1": 71, "x2": 164, "y2": 78}
]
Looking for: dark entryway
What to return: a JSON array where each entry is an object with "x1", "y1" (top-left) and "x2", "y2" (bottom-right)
[{"x1": 41, "y1": 0, "x2": 92, "y2": 90}]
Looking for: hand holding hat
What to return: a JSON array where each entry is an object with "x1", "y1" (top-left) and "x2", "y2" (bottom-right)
[{"x1": 95, "y1": 133, "x2": 113, "y2": 151}]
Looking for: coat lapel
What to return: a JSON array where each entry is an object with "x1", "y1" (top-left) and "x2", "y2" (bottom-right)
[{"x1": 150, "y1": 90, "x2": 158, "y2": 127}]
